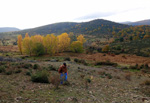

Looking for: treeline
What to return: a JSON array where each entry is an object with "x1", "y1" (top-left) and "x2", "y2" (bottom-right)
[
  {"x1": 113, "y1": 25, "x2": 150, "y2": 42},
  {"x1": 17, "y1": 33, "x2": 86, "y2": 56}
]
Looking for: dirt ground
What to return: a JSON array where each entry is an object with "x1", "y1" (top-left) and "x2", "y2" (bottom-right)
[
  {"x1": 0, "y1": 46, "x2": 18, "y2": 52},
  {"x1": 57, "y1": 53, "x2": 150, "y2": 66}
]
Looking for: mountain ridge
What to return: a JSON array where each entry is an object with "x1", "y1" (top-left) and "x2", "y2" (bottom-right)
[
  {"x1": 0, "y1": 19, "x2": 129, "y2": 38},
  {"x1": 0, "y1": 27, "x2": 20, "y2": 33}
]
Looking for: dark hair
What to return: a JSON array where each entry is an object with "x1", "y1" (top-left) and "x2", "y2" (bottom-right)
[{"x1": 63, "y1": 63, "x2": 66, "y2": 66}]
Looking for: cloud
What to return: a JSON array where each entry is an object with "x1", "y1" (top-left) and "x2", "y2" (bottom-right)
[{"x1": 74, "y1": 12, "x2": 116, "y2": 21}]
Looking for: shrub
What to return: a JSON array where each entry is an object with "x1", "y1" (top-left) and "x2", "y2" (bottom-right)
[
  {"x1": 102, "y1": 45, "x2": 110, "y2": 52},
  {"x1": 23, "y1": 63, "x2": 32, "y2": 69},
  {"x1": 15, "y1": 69, "x2": 22, "y2": 73},
  {"x1": 145, "y1": 64, "x2": 149, "y2": 69},
  {"x1": 33, "y1": 64, "x2": 40, "y2": 69},
  {"x1": 141, "y1": 80, "x2": 150, "y2": 85},
  {"x1": 64, "y1": 57, "x2": 71, "y2": 61},
  {"x1": 31, "y1": 70, "x2": 49, "y2": 83},
  {"x1": 106, "y1": 73, "x2": 112, "y2": 79},
  {"x1": 95, "y1": 61, "x2": 117, "y2": 66},
  {"x1": 26, "y1": 71, "x2": 32, "y2": 76},
  {"x1": 48, "y1": 65, "x2": 57, "y2": 71},
  {"x1": 5, "y1": 71, "x2": 13, "y2": 75},
  {"x1": 0, "y1": 66, "x2": 5, "y2": 73},
  {"x1": 50, "y1": 74, "x2": 60, "y2": 89},
  {"x1": 74, "y1": 58, "x2": 79, "y2": 62}
]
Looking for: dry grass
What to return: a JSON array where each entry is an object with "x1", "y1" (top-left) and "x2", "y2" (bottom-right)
[
  {"x1": 0, "y1": 45, "x2": 18, "y2": 52},
  {"x1": 124, "y1": 73, "x2": 131, "y2": 81},
  {"x1": 57, "y1": 53, "x2": 150, "y2": 66}
]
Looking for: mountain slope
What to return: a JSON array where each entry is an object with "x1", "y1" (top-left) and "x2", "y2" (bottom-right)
[
  {"x1": 0, "y1": 19, "x2": 129, "y2": 37},
  {"x1": 121, "y1": 19, "x2": 150, "y2": 26},
  {"x1": 0, "y1": 27, "x2": 20, "y2": 33}
]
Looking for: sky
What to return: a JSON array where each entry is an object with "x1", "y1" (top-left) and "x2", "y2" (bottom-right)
[{"x1": 0, "y1": 0, "x2": 150, "y2": 29}]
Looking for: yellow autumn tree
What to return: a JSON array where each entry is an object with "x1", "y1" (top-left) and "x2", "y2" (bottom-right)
[
  {"x1": 25, "y1": 33, "x2": 29, "y2": 37},
  {"x1": 17, "y1": 35, "x2": 23, "y2": 54},
  {"x1": 77, "y1": 35, "x2": 86, "y2": 44},
  {"x1": 102, "y1": 45, "x2": 110, "y2": 52},
  {"x1": 71, "y1": 41, "x2": 84, "y2": 53},
  {"x1": 22, "y1": 35, "x2": 32, "y2": 56},
  {"x1": 58, "y1": 33, "x2": 70, "y2": 52},
  {"x1": 43, "y1": 34, "x2": 58, "y2": 55}
]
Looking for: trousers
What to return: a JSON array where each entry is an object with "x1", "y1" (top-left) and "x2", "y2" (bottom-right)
[{"x1": 60, "y1": 73, "x2": 67, "y2": 84}]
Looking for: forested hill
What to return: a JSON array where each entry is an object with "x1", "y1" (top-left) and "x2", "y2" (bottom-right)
[
  {"x1": 0, "y1": 19, "x2": 129, "y2": 37},
  {"x1": 121, "y1": 19, "x2": 150, "y2": 26}
]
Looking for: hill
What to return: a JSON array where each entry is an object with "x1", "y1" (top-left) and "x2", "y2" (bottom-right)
[
  {"x1": 0, "y1": 27, "x2": 20, "y2": 33},
  {"x1": 121, "y1": 19, "x2": 150, "y2": 26},
  {"x1": 0, "y1": 19, "x2": 129, "y2": 38}
]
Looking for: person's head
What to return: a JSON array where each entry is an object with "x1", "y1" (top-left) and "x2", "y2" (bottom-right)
[{"x1": 63, "y1": 63, "x2": 66, "y2": 67}]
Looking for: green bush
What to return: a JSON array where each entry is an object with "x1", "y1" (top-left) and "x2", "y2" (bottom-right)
[
  {"x1": 31, "y1": 70, "x2": 49, "y2": 83},
  {"x1": 64, "y1": 57, "x2": 71, "y2": 61},
  {"x1": 33, "y1": 43, "x2": 45, "y2": 56},
  {"x1": 15, "y1": 69, "x2": 22, "y2": 73},
  {"x1": 47, "y1": 65, "x2": 57, "y2": 71},
  {"x1": 95, "y1": 61, "x2": 117, "y2": 66},
  {"x1": 23, "y1": 63, "x2": 32, "y2": 69},
  {"x1": 33, "y1": 64, "x2": 40, "y2": 69},
  {"x1": 26, "y1": 71, "x2": 32, "y2": 76},
  {"x1": 0, "y1": 66, "x2": 5, "y2": 73},
  {"x1": 5, "y1": 71, "x2": 13, "y2": 75},
  {"x1": 71, "y1": 41, "x2": 84, "y2": 53},
  {"x1": 74, "y1": 58, "x2": 79, "y2": 62}
]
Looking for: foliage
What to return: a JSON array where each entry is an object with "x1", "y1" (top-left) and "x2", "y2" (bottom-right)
[
  {"x1": 77, "y1": 35, "x2": 86, "y2": 44},
  {"x1": 71, "y1": 41, "x2": 84, "y2": 53},
  {"x1": 32, "y1": 43, "x2": 45, "y2": 56},
  {"x1": 64, "y1": 57, "x2": 71, "y2": 61},
  {"x1": 23, "y1": 63, "x2": 32, "y2": 69},
  {"x1": 20, "y1": 32, "x2": 87, "y2": 56},
  {"x1": 31, "y1": 70, "x2": 49, "y2": 83},
  {"x1": 102, "y1": 45, "x2": 110, "y2": 52},
  {"x1": 113, "y1": 25, "x2": 150, "y2": 42},
  {"x1": 0, "y1": 19, "x2": 129, "y2": 37},
  {"x1": 17, "y1": 35, "x2": 23, "y2": 54},
  {"x1": 43, "y1": 34, "x2": 58, "y2": 55},
  {"x1": 0, "y1": 66, "x2": 5, "y2": 73},
  {"x1": 22, "y1": 35, "x2": 32, "y2": 56},
  {"x1": 58, "y1": 33, "x2": 71, "y2": 52},
  {"x1": 33, "y1": 64, "x2": 40, "y2": 69}
]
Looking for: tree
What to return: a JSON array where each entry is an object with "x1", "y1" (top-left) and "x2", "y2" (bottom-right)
[
  {"x1": 77, "y1": 35, "x2": 86, "y2": 44},
  {"x1": 32, "y1": 43, "x2": 45, "y2": 56},
  {"x1": 71, "y1": 41, "x2": 84, "y2": 53},
  {"x1": 22, "y1": 36, "x2": 32, "y2": 56},
  {"x1": 58, "y1": 33, "x2": 70, "y2": 52},
  {"x1": 17, "y1": 35, "x2": 23, "y2": 54},
  {"x1": 102, "y1": 45, "x2": 110, "y2": 52},
  {"x1": 43, "y1": 34, "x2": 58, "y2": 55},
  {"x1": 25, "y1": 33, "x2": 29, "y2": 38}
]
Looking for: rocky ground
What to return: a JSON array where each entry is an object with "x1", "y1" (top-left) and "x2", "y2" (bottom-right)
[{"x1": 0, "y1": 57, "x2": 150, "y2": 103}]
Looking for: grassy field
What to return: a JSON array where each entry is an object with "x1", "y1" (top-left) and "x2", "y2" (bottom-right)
[
  {"x1": 0, "y1": 56, "x2": 150, "y2": 103},
  {"x1": 0, "y1": 45, "x2": 150, "y2": 103}
]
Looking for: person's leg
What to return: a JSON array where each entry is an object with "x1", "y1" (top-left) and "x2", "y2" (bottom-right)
[
  {"x1": 60, "y1": 73, "x2": 64, "y2": 84},
  {"x1": 64, "y1": 73, "x2": 67, "y2": 81}
]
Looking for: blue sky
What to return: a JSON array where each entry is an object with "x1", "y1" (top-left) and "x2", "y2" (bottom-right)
[{"x1": 0, "y1": 0, "x2": 150, "y2": 29}]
